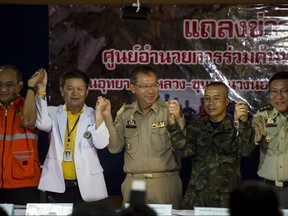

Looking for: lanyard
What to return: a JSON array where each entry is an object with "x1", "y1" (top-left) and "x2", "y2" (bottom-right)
[{"x1": 66, "y1": 115, "x2": 81, "y2": 147}]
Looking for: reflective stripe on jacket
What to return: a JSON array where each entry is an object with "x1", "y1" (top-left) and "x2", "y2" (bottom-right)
[{"x1": 0, "y1": 97, "x2": 41, "y2": 188}]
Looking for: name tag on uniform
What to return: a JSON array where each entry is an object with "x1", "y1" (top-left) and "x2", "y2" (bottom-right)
[
  {"x1": 63, "y1": 150, "x2": 72, "y2": 162},
  {"x1": 266, "y1": 116, "x2": 277, "y2": 127},
  {"x1": 126, "y1": 119, "x2": 137, "y2": 128},
  {"x1": 266, "y1": 123, "x2": 277, "y2": 127}
]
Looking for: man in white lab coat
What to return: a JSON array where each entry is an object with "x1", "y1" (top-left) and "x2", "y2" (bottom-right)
[{"x1": 23, "y1": 69, "x2": 110, "y2": 205}]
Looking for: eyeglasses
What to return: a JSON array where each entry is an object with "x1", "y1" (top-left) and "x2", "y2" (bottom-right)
[
  {"x1": 268, "y1": 89, "x2": 288, "y2": 97},
  {"x1": 133, "y1": 83, "x2": 159, "y2": 90},
  {"x1": 0, "y1": 81, "x2": 20, "y2": 89}
]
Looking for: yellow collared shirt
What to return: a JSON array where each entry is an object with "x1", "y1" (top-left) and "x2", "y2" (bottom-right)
[{"x1": 62, "y1": 106, "x2": 84, "y2": 180}]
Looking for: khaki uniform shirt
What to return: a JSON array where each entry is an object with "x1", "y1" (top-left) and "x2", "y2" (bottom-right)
[
  {"x1": 105, "y1": 98, "x2": 184, "y2": 174},
  {"x1": 252, "y1": 106, "x2": 288, "y2": 181}
]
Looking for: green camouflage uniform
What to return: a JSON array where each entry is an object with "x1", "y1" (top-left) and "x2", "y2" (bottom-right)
[{"x1": 167, "y1": 115, "x2": 255, "y2": 208}]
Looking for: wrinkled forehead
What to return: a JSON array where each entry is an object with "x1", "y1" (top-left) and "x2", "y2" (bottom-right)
[
  {"x1": 269, "y1": 79, "x2": 288, "y2": 89},
  {"x1": 136, "y1": 72, "x2": 158, "y2": 83},
  {"x1": 205, "y1": 85, "x2": 228, "y2": 97},
  {"x1": 0, "y1": 69, "x2": 18, "y2": 82},
  {"x1": 62, "y1": 77, "x2": 88, "y2": 88}
]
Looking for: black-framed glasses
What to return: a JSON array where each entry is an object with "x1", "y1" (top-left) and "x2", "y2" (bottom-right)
[
  {"x1": 268, "y1": 89, "x2": 288, "y2": 97},
  {"x1": 0, "y1": 81, "x2": 21, "y2": 89},
  {"x1": 133, "y1": 82, "x2": 160, "y2": 90}
]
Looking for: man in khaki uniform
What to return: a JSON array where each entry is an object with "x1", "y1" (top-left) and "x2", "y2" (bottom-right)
[
  {"x1": 103, "y1": 66, "x2": 184, "y2": 208},
  {"x1": 252, "y1": 71, "x2": 288, "y2": 208}
]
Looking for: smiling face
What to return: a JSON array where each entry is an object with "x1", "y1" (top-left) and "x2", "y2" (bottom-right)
[
  {"x1": 269, "y1": 79, "x2": 288, "y2": 116},
  {"x1": 130, "y1": 72, "x2": 159, "y2": 114},
  {"x1": 0, "y1": 68, "x2": 23, "y2": 107},
  {"x1": 204, "y1": 84, "x2": 229, "y2": 122},
  {"x1": 60, "y1": 78, "x2": 88, "y2": 114}
]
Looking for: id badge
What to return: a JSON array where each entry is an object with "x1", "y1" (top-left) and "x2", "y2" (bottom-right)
[{"x1": 63, "y1": 150, "x2": 72, "y2": 162}]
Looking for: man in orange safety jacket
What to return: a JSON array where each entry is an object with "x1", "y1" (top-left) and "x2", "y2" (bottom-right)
[{"x1": 0, "y1": 65, "x2": 41, "y2": 205}]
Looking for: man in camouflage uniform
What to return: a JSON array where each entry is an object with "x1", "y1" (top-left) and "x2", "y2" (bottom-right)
[
  {"x1": 252, "y1": 71, "x2": 288, "y2": 208},
  {"x1": 103, "y1": 66, "x2": 184, "y2": 208},
  {"x1": 167, "y1": 82, "x2": 255, "y2": 208}
]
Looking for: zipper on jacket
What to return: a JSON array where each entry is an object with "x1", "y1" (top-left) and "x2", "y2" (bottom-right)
[{"x1": 0, "y1": 109, "x2": 8, "y2": 188}]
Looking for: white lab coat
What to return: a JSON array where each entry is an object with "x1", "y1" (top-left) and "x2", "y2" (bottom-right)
[{"x1": 35, "y1": 96, "x2": 109, "y2": 201}]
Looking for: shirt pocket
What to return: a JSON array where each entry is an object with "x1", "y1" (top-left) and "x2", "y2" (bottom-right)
[
  {"x1": 12, "y1": 150, "x2": 35, "y2": 179},
  {"x1": 218, "y1": 163, "x2": 240, "y2": 192},
  {"x1": 81, "y1": 139, "x2": 94, "y2": 149},
  {"x1": 124, "y1": 129, "x2": 139, "y2": 154},
  {"x1": 266, "y1": 128, "x2": 279, "y2": 149},
  {"x1": 151, "y1": 127, "x2": 170, "y2": 150},
  {"x1": 90, "y1": 163, "x2": 104, "y2": 175},
  {"x1": 214, "y1": 132, "x2": 236, "y2": 154}
]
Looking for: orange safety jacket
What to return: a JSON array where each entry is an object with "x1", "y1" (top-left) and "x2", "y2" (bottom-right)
[{"x1": 0, "y1": 97, "x2": 41, "y2": 188}]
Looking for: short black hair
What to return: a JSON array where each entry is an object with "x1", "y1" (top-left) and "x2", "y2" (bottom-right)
[
  {"x1": 268, "y1": 71, "x2": 288, "y2": 85},
  {"x1": 59, "y1": 69, "x2": 90, "y2": 88},
  {"x1": 229, "y1": 181, "x2": 282, "y2": 216},
  {"x1": 0, "y1": 65, "x2": 22, "y2": 81},
  {"x1": 205, "y1": 81, "x2": 229, "y2": 98},
  {"x1": 130, "y1": 66, "x2": 158, "y2": 84}
]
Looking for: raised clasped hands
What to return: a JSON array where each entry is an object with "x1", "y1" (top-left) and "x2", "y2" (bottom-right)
[
  {"x1": 95, "y1": 96, "x2": 111, "y2": 117},
  {"x1": 234, "y1": 100, "x2": 249, "y2": 122},
  {"x1": 28, "y1": 68, "x2": 47, "y2": 92},
  {"x1": 167, "y1": 99, "x2": 182, "y2": 125}
]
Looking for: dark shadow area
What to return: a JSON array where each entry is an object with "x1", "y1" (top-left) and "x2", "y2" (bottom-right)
[
  {"x1": 98, "y1": 148, "x2": 125, "y2": 196},
  {"x1": 241, "y1": 145, "x2": 261, "y2": 181},
  {"x1": 0, "y1": 4, "x2": 50, "y2": 167}
]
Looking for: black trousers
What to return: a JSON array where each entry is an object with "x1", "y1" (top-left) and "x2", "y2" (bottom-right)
[
  {"x1": 46, "y1": 184, "x2": 84, "y2": 208},
  {"x1": 262, "y1": 179, "x2": 288, "y2": 209},
  {"x1": 0, "y1": 187, "x2": 40, "y2": 205}
]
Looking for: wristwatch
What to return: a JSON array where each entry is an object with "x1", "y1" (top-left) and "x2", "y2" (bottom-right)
[{"x1": 27, "y1": 86, "x2": 37, "y2": 94}]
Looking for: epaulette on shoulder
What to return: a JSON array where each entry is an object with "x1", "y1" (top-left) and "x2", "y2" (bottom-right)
[
  {"x1": 116, "y1": 103, "x2": 135, "y2": 116},
  {"x1": 158, "y1": 99, "x2": 167, "y2": 107},
  {"x1": 258, "y1": 104, "x2": 273, "y2": 112},
  {"x1": 116, "y1": 103, "x2": 126, "y2": 116}
]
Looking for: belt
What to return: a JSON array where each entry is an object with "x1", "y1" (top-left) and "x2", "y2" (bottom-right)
[
  {"x1": 65, "y1": 180, "x2": 78, "y2": 187},
  {"x1": 126, "y1": 171, "x2": 179, "y2": 179},
  {"x1": 263, "y1": 179, "x2": 288, "y2": 188}
]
